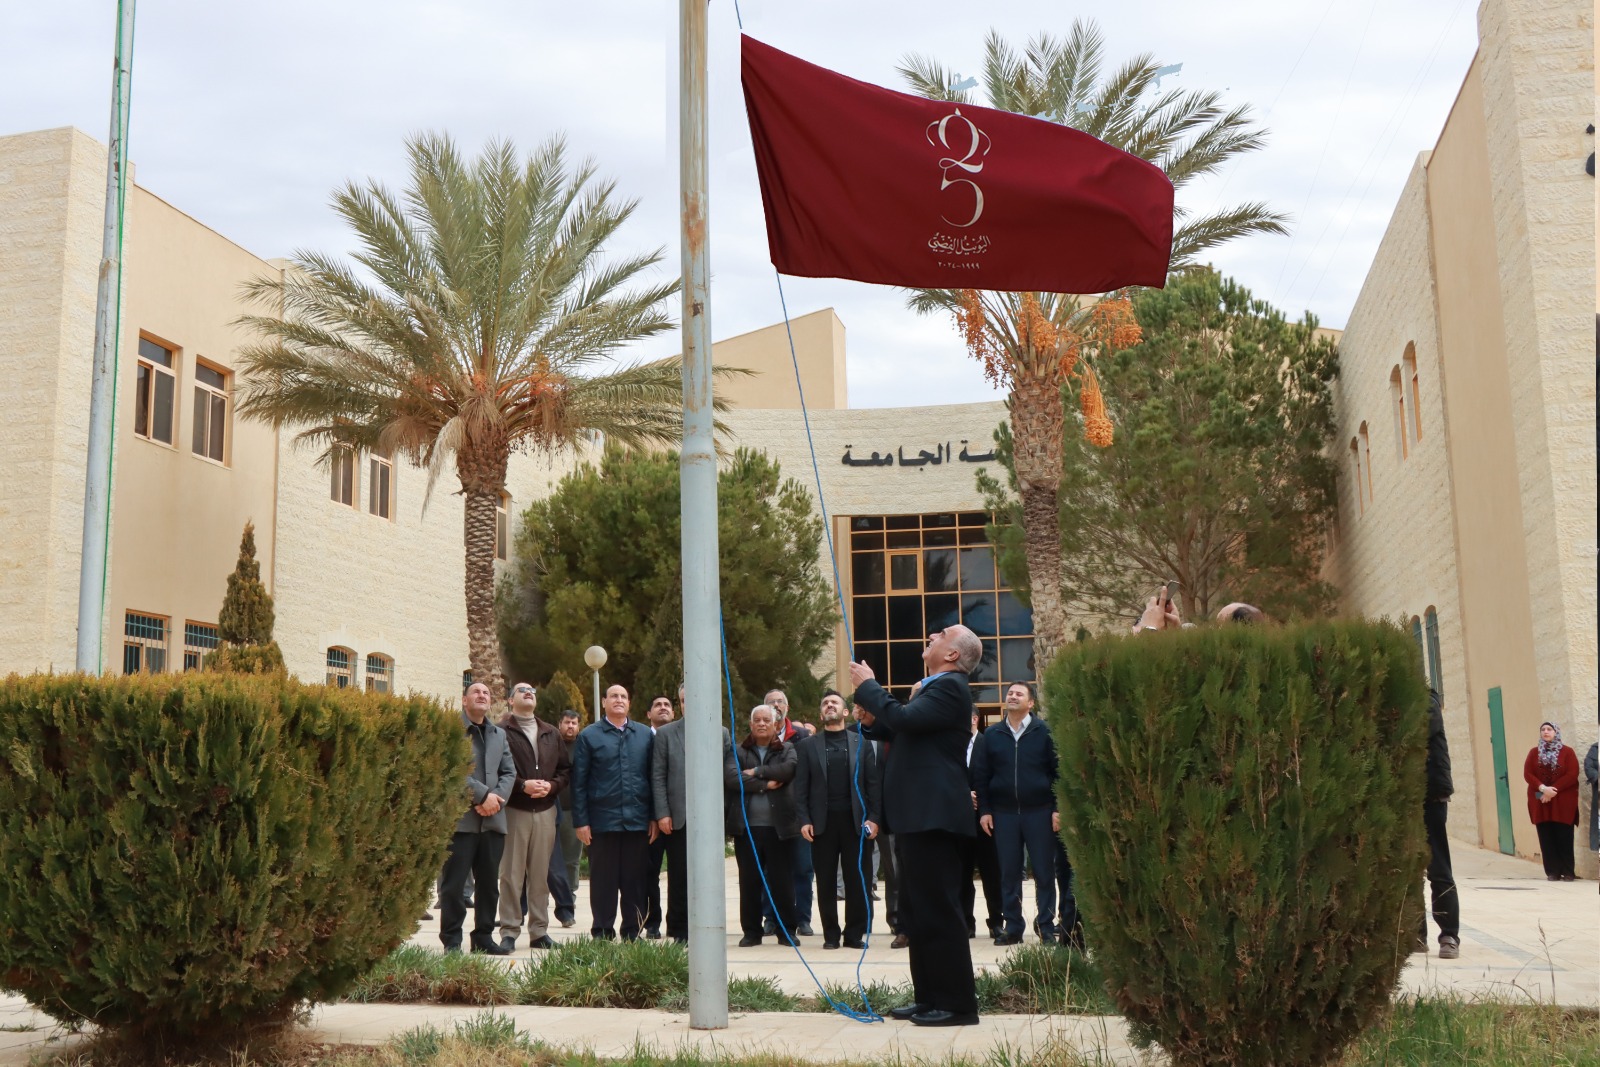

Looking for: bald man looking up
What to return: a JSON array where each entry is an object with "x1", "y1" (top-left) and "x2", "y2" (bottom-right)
[{"x1": 849, "y1": 625, "x2": 982, "y2": 1027}]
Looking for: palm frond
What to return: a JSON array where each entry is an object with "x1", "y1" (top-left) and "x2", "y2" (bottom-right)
[
  {"x1": 896, "y1": 53, "x2": 972, "y2": 103},
  {"x1": 1169, "y1": 203, "x2": 1290, "y2": 270}
]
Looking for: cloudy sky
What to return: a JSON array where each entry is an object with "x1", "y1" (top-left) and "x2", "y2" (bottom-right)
[{"x1": 3, "y1": 0, "x2": 1477, "y2": 408}]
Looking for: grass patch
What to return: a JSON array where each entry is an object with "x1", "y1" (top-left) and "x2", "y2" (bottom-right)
[
  {"x1": 344, "y1": 944, "x2": 515, "y2": 1005},
  {"x1": 1335, "y1": 998, "x2": 1600, "y2": 1066},
  {"x1": 515, "y1": 937, "x2": 689, "y2": 1009}
]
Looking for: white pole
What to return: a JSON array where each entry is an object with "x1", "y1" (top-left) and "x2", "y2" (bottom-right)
[
  {"x1": 76, "y1": 0, "x2": 137, "y2": 674},
  {"x1": 679, "y1": 0, "x2": 728, "y2": 1029}
]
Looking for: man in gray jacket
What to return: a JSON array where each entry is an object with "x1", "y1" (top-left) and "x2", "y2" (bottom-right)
[
  {"x1": 651, "y1": 683, "x2": 731, "y2": 943},
  {"x1": 440, "y1": 680, "x2": 516, "y2": 954}
]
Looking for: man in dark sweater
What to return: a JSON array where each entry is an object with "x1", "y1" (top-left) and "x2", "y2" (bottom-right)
[
  {"x1": 973, "y1": 682, "x2": 1059, "y2": 945},
  {"x1": 496, "y1": 683, "x2": 571, "y2": 951},
  {"x1": 1418, "y1": 688, "x2": 1460, "y2": 959},
  {"x1": 550, "y1": 709, "x2": 582, "y2": 925},
  {"x1": 795, "y1": 690, "x2": 882, "y2": 949}
]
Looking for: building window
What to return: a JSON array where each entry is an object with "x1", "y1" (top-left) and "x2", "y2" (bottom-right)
[
  {"x1": 183, "y1": 621, "x2": 220, "y2": 671},
  {"x1": 1403, "y1": 343, "x2": 1422, "y2": 443},
  {"x1": 366, "y1": 653, "x2": 393, "y2": 694},
  {"x1": 123, "y1": 611, "x2": 168, "y2": 674},
  {"x1": 368, "y1": 452, "x2": 394, "y2": 519},
  {"x1": 1349, "y1": 438, "x2": 1365, "y2": 515},
  {"x1": 1423, "y1": 607, "x2": 1442, "y2": 697},
  {"x1": 330, "y1": 448, "x2": 357, "y2": 507},
  {"x1": 191, "y1": 362, "x2": 229, "y2": 463},
  {"x1": 134, "y1": 337, "x2": 176, "y2": 445},
  {"x1": 1389, "y1": 367, "x2": 1408, "y2": 461},
  {"x1": 1358, "y1": 422, "x2": 1374, "y2": 503},
  {"x1": 462, "y1": 669, "x2": 474, "y2": 691},
  {"x1": 849, "y1": 511, "x2": 1029, "y2": 726},
  {"x1": 495, "y1": 493, "x2": 510, "y2": 561},
  {"x1": 326, "y1": 646, "x2": 354, "y2": 688}
]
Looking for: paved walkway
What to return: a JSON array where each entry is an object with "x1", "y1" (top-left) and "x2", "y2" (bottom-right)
[{"x1": 1, "y1": 841, "x2": 1592, "y2": 1064}]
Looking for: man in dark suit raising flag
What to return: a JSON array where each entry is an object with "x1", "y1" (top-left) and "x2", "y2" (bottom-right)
[{"x1": 849, "y1": 626, "x2": 983, "y2": 1027}]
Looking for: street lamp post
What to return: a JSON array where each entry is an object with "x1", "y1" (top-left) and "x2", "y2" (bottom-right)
[{"x1": 583, "y1": 645, "x2": 607, "y2": 722}]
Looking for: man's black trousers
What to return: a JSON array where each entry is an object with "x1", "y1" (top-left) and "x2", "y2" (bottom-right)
[
  {"x1": 440, "y1": 830, "x2": 504, "y2": 951},
  {"x1": 993, "y1": 807, "x2": 1057, "y2": 938},
  {"x1": 1421, "y1": 799, "x2": 1459, "y2": 938},
  {"x1": 811, "y1": 808, "x2": 872, "y2": 943},
  {"x1": 644, "y1": 831, "x2": 668, "y2": 934},
  {"x1": 733, "y1": 826, "x2": 797, "y2": 939},
  {"x1": 897, "y1": 829, "x2": 978, "y2": 1014},
  {"x1": 588, "y1": 830, "x2": 650, "y2": 939},
  {"x1": 962, "y1": 812, "x2": 1002, "y2": 935},
  {"x1": 663, "y1": 827, "x2": 689, "y2": 941}
]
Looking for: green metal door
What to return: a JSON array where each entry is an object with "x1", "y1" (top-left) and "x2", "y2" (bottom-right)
[{"x1": 1487, "y1": 687, "x2": 1515, "y2": 855}]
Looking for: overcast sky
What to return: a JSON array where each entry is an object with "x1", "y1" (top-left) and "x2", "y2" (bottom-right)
[{"x1": 3, "y1": 0, "x2": 1477, "y2": 408}]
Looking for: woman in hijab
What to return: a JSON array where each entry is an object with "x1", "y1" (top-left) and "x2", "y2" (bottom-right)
[{"x1": 1523, "y1": 721, "x2": 1580, "y2": 881}]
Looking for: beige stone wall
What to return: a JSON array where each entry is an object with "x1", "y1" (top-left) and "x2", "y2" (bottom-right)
[
  {"x1": 0, "y1": 128, "x2": 110, "y2": 675},
  {"x1": 1329, "y1": 156, "x2": 1479, "y2": 827},
  {"x1": 270, "y1": 439, "x2": 594, "y2": 705},
  {"x1": 705, "y1": 308, "x2": 847, "y2": 410},
  {"x1": 1475, "y1": 0, "x2": 1596, "y2": 845},
  {"x1": 719, "y1": 402, "x2": 1009, "y2": 687},
  {"x1": 103, "y1": 184, "x2": 283, "y2": 671}
]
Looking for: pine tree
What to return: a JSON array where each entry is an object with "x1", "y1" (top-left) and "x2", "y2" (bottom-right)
[{"x1": 208, "y1": 522, "x2": 286, "y2": 674}]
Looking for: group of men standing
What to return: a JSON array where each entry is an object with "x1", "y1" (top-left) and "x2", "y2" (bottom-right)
[{"x1": 442, "y1": 623, "x2": 1077, "y2": 1029}]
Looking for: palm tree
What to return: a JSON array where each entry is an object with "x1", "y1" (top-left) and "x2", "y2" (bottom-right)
[
  {"x1": 236, "y1": 133, "x2": 714, "y2": 699},
  {"x1": 899, "y1": 22, "x2": 1289, "y2": 671}
]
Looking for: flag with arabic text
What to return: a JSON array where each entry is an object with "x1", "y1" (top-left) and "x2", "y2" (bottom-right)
[{"x1": 741, "y1": 35, "x2": 1174, "y2": 293}]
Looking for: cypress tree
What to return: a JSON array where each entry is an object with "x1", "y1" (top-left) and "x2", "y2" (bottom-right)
[
  {"x1": 541, "y1": 670, "x2": 588, "y2": 723},
  {"x1": 208, "y1": 521, "x2": 285, "y2": 674}
]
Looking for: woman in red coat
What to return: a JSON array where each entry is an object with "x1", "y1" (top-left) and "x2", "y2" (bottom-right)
[{"x1": 1524, "y1": 722, "x2": 1580, "y2": 881}]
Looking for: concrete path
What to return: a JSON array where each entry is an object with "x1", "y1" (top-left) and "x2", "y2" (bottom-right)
[{"x1": 1, "y1": 841, "x2": 1592, "y2": 1064}]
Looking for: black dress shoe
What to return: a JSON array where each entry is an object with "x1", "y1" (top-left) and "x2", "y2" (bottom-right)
[
  {"x1": 993, "y1": 933, "x2": 1023, "y2": 946},
  {"x1": 889, "y1": 1003, "x2": 932, "y2": 1020},
  {"x1": 738, "y1": 935, "x2": 762, "y2": 947},
  {"x1": 911, "y1": 1009, "x2": 980, "y2": 1027},
  {"x1": 797, "y1": 922, "x2": 815, "y2": 936},
  {"x1": 823, "y1": 939, "x2": 841, "y2": 950},
  {"x1": 472, "y1": 938, "x2": 511, "y2": 956},
  {"x1": 646, "y1": 927, "x2": 663, "y2": 939},
  {"x1": 499, "y1": 935, "x2": 517, "y2": 953},
  {"x1": 529, "y1": 935, "x2": 556, "y2": 949},
  {"x1": 843, "y1": 938, "x2": 866, "y2": 949}
]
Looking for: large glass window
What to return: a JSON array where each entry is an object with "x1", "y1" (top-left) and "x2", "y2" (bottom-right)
[
  {"x1": 191, "y1": 362, "x2": 228, "y2": 463},
  {"x1": 134, "y1": 338, "x2": 176, "y2": 445},
  {"x1": 849, "y1": 511, "x2": 1031, "y2": 724}
]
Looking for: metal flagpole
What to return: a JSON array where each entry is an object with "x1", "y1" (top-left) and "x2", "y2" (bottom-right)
[
  {"x1": 678, "y1": 0, "x2": 729, "y2": 1029},
  {"x1": 76, "y1": 0, "x2": 137, "y2": 674}
]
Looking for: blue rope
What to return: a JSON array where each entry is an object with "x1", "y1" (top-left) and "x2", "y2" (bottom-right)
[{"x1": 721, "y1": 620, "x2": 882, "y2": 1022}]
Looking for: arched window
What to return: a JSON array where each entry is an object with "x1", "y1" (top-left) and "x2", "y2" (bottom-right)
[
  {"x1": 1389, "y1": 367, "x2": 1409, "y2": 460},
  {"x1": 1423, "y1": 607, "x2": 1442, "y2": 697},
  {"x1": 1403, "y1": 343, "x2": 1422, "y2": 443},
  {"x1": 1358, "y1": 422, "x2": 1374, "y2": 503},
  {"x1": 326, "y1": 646, "x2": 354, "y2": 688},
  {"x1": 365, "y1": 652, "x2": 393, "y2": 694},
  {"x1": 1349, "y1": 437, "x2": 1364, "y2": 515}
]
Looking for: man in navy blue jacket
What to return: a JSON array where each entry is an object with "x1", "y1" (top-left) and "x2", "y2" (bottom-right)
[
  {"x1": 572, "y1": 684, "x2": 657, "y2": 940},
  {"x1": 849, "y1": 625, "x2": 982, "y2": 1027},
  {"x1": 973, "y1": 682, "x2": 1059, "y2": 945}
]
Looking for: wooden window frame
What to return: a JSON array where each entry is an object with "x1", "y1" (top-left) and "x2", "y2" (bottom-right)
[
  {"x1": 330, "y1": 448, "x2": 357, "y2": 507},
  {"x1": 123, "y1": 611, "x2": 169, "y2": 674},
  {"x1": 134, "y1": 337, "x2": 177, "y2": 446},
  {"x1": 368, "y1": 452, "x2": 394, "y2": 520},
  {"x1": 191, "y1": 360, "x2": 229, "y2": 464}
]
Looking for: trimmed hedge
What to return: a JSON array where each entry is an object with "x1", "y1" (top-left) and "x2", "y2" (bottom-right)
[
  {"x1": 0, "y1": 672, "x2": 466, "y2": 1043},
  {"x1": 1048, "y1": 618, "x2": 1429, "y2": 1067}
]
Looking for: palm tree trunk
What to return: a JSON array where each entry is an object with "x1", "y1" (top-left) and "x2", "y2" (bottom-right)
[
  {"x1": 1009, "y1": 378, "x2": 1067, "y2": 674},
  {"x1": 459, "y1": 445, "x2": 510, "y2": 699}
]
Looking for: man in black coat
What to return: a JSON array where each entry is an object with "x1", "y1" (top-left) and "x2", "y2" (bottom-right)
[
  {"x1": 1418, "y1": 688, "x2": 1460, "y2": 959},
  {"x1": 795, "y1": 689, "x2": 882, "y2": 949},
  {"x1": 849, "y1": 625, "x2": 982, "y2": 1027},
  {"x1": 973, "y1": 682, "x2": 1060, "y2": 946}
]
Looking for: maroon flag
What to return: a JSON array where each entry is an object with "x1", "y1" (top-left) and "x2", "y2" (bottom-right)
[{"x1": 741, "y1": 35, "x2": 1174, "y2": 293}]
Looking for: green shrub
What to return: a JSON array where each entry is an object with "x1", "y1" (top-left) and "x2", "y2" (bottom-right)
[
  {"x1": 515, "y1": 937, "x2": 688, "y2": 1008},
  {"x1": 0, "y1": 672, "x2": 465, "y2": 1044},
  {"x1": 1048, "y1": 619, "x2": 1430, "y2": 1067}
]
